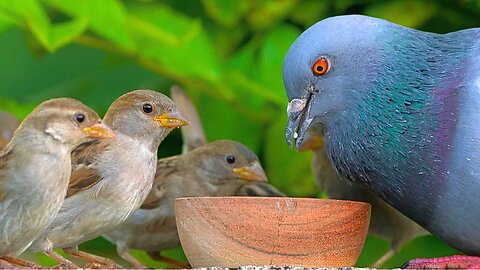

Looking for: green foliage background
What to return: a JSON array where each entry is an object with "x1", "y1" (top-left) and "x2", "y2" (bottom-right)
[{"x1": 0, "y1": 0, "x2": 476, "y2": 268}]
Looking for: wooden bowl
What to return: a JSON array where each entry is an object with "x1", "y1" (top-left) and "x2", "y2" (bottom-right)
[{"x1": 175, "y1": 197, "x2": 370, "y2": 268}]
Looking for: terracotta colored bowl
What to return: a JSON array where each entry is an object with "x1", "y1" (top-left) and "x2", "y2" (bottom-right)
[{"x1": 175, "y1": 197, "x2": 371, "y2": 268}]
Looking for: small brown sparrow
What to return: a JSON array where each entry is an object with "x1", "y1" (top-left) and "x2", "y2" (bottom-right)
[
  {"x1": 103, "y1": 86, "x2": 277, "y2": 268},
  {"x1": 0, "y1": 111, "x2": 19, "y2": 149},
  {"x1": 103, "y1": 140, "x2": 268, "y2": 268},
  {"x1": 29, "y1": 89, "x2": 189, "y2": 268},
  {"x1": 0, "y1": 98, "x2": 113, "y2": 268}
]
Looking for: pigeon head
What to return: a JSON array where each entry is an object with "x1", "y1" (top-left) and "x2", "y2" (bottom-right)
[{"x1": 283, "y1": 15, "x2": 392, "y2": 150}]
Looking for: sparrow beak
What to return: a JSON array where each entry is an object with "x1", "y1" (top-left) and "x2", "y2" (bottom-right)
[
  {"x1": 83, "y1": 123, "x2": 115, "y2": 139},
  {"x1": 233, "y1": 161, "x2": 268, "y2": 182},
  {"x1": 286, "y1": 93, "x2": 315, "y2": 151},
  {"x1": 154, "y1": 111, "x2": 190, "y2": 128},
  {"x1": 297, "y1": 133, "x2": 324, "y2": 152}
]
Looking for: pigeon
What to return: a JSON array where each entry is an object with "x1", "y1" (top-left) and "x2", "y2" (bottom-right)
[{"x1": 284, "y1": 14, "x2": 480, "y2": 269}]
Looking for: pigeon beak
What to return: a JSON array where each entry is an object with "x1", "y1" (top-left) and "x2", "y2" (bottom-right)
[
  {"x1": 232, "y1": 161, "x2": 268, "y2": 182},
  {"x1": 83, "y1": 123, "x2": 115, "y2": 139},
  {"x1": 286, "y1": 93, "x2": 315, "y2": 151},
  {"x1": 154, "y1": 111, "x2": 190, "y2": 128}
]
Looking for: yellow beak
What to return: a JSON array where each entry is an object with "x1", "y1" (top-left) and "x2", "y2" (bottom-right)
[
  {"x1": 154, "y1": 112, "x2": 190, "y2": 128},
  {"x1": 232, "y1": 161, "x2": 268, "y2": 182},
  {"x1": 83, "y1": 123, "x2": 115, "y2": 139}
]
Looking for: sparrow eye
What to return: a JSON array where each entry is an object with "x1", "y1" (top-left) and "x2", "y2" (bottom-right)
[
  {"x1": 312, "y1": 58, "x2": 329, "y2": 76},
  {"x1": 74, "y1": 113, "x2": 85, "y2": 123},
  {"x1": 226, "y1": 155, "x2": 236, "y2": 164},
  {"x1": 143, "y1": 103, "x2": 153, "y2": 114}
]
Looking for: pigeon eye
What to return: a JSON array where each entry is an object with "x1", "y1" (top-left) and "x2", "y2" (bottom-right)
[
  {"x1": 74, "y1": 113, "x2": 85, "y2": 123},
  {"x1": 226, "y1": 155, "x2": 236, "y2": 164},
  {"x1": 142, "y1": 103, "x2": 153, "y2": 114},
  {"x1": 312, "y1": 58, "x2": 329, "y2": 76}
]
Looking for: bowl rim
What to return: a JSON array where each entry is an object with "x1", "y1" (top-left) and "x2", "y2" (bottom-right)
[{"x1": 174, "y1": 196, "x2": 371, "y2": 208}]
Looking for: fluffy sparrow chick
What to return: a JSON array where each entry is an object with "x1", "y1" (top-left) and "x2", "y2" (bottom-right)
[
  {"x1": 0, "y1": 111, "x2": 19, "y2": 149},
  {"x1": 30, "y1": 90, "x2": 189, "y2": 268},
  {"x1": 0, "y1": 98, "x2": 113, "y2": 268},
  {"x1": 104, "y1": 140, "x2": 267, "y2": 268}
]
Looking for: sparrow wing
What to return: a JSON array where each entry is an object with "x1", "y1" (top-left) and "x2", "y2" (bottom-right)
[
  {"x1": 140, "y1": 155, "x2": 180, "y2": 209},
  {"x1": 66, "y1": 139, "x2": 106, "y2": 198}
]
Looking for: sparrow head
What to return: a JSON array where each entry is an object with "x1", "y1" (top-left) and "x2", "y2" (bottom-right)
[
  {"x1": 19, "y1": 98, "x2": 114, "y2": 148},
  {"x1": 186, "y1": 140, "x2": 268, "y2": 194},
  {"x1": 103, "y1": 89, "x2": 189, "y2": 147}
]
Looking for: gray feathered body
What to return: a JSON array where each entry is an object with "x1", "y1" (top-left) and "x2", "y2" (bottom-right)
[
  {"x1": 0, "y1": 132, "x2": 70, "y2": 256},
  {"x1": 30, "y1": 133, "x2": 156, "y2": 251},
  {"x1": 324, "y1": 22, "x2": 480, "y2": 254},
  {"x1": 312, "y1": 148, "x2": 426, "y2": 250}
]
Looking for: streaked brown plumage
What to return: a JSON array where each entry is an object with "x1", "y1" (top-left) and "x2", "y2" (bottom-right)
[
  {"x1": 30, "y1": 90, "x2": 188, "y2": 268},
  {"x1": 104, "y1": 86, "x2": 278, "y2": 268},
  {"x1": 0, "y1": 98, "x2": 112, "y2": 268},
  {"x1": 104, "y1": 140, "x2": 268, "y2": 268}
]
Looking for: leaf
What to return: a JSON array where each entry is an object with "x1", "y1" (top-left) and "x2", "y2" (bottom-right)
[
  {"x1": 247, "y1": 0, "x2": 297, "y2": 30},
  {"x1": 225, "y1": 42, "x2": 272, "y2": 107},
  {"x1": 0, "y1": 10, "x2": 18, "y2": 34},
  {"x1": 257, "y1": 24, "x2": 300, "y2": 103},
  {"x1": 50, "y1": 19, "x2": 88, "y2": 50},
  {"x1": 0, "y1": 0, "x2": 87, "y2": 51},
  {"x1": 0, "y1": 0, "x2": 51, "y2": 49},
  {"x1": 197, "y1": 92, "x2": 262, "y2": 152},
  {"x1": 0, "y1": 99, "x2": 36, "y2": 120},
  {"x1": 365, "y1": 1, "x2": 438, "y2": 28},
  {"x1": 201, "y1": 0, "x2": 251, "y2": 27},
  {"x1": 289, "y1": 0, "x2": 329, "y2": 27},
  {"x1": 45, "y1": 0, "x2": 135, "y2": 50},
  {"x1": 126, "y1": 3, "x2": 222, "y2": 84}
]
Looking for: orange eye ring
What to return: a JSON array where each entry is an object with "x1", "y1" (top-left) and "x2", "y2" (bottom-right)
[{"x1": 312, "y1": 58, "x2": 329, "y2": 76}]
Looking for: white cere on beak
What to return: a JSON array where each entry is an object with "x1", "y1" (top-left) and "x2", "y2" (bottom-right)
[{"x1": 287, "y1": 98, "x2": 307, "y2": 114}]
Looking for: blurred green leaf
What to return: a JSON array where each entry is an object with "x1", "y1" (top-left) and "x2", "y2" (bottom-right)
[
  {"x1": 201, "y1": 0, "x2": 251, "y2": 27},
  {"x1": 225, "y1": 41, "x2": 275, "y2": 107},
  {"x1": 0, "y1": 0, "x2": 87, "y2": 51},
  {"x1": 49, "y1": 19, "x2": 89, "y2": 51},
  {"x1": 46, "y1": 0, "x2": 135, "y2": 50},
  {"x1": 197, "y1": 93, "x2": 262, "y2": 152},
  {"x1": 0, "y1": 0, "x2": 50, "y2": 49},
  {"x1": 258, "y1": 24, "x2": 300, "y2": 102},
  {"x1": 289, "y1": 0, "x2": 329, "y2": 27},
  {"x1": 365, "y1": 0, "x2": 438, "y2": 28},
  {"x1": 0, "y1": 10, "x2": 17, "y2": 34},
  {"x1": 247, "y1": 0, "x2": 298, "y2": 30},
  {"x1": 0, "y1": 99, "x2": 36, "y2": 120},
  {"x1": 126, "y1": 3, "x2": 222, "y2": 85}
]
